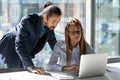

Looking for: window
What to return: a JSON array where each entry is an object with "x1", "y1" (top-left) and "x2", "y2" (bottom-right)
[{"x1": 94, "y1": 0, "x2": 120, "y2": 62}]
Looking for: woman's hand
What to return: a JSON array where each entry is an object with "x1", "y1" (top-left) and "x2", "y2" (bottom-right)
[
  {"x1": 62, "y1": 64, "x2": 79, "y2": 72},
  {"x1": 72, "y1": 64, "x2": 79, "y2": 72},
  {"x1": 28, "y1": 67, "x2": 45, "y2": 75}
]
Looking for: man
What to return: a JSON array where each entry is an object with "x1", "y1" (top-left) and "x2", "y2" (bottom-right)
[{"x1": 0, "y1": 4, "x2": 62, "y2": 75}]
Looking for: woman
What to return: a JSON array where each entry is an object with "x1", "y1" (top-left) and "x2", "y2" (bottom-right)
[{"x1": 48, "y1": 18, "x2": 95, "y2": 72}]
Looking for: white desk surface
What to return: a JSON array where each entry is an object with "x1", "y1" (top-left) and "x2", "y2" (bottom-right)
[
  {"x1": 0, "y1": 71, "x2": 120, "y2": 80},
  {"x1": 0, "y1": 63, "x2": 120, "y2": 80}
]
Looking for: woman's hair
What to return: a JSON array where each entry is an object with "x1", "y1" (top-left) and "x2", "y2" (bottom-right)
[{"x1": 65, "y1": 18, "x2": 86, "y2": 65}]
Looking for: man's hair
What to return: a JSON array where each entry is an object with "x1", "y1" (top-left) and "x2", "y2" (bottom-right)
[
  {"x1": 42, "y1": 5, "x2": 62, "y2": 17},
  {"x1": 43, "y1": 1, "x2": 54, "y2": 9}
]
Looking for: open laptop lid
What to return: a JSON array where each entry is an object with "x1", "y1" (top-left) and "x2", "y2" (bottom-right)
[{"x1": 79, "y1": 53, "x2": 107, "y2": 79}]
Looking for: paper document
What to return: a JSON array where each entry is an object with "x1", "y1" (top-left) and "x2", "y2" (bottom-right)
[{"x1": 107, "y1": 62, "x2": 120, "y2": 73}]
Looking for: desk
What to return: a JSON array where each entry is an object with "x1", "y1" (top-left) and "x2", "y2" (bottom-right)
[
  {"x1": 0, "y1": 63, "x2": 120, "y2": 80},
  {"x1": 0, "y1": 71, "x2": 120, "y2": 80},
  {"x1": 0, "y1": 71, "x2": 56, "y2": 80}
]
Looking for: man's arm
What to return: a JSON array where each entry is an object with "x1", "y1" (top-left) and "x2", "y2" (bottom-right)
[
  {"x1": 15, "y1": 15, "x2": 45, "y2": 75},
  {"x1": 47, "y1": 30, "x2": 57, "y2": 50}
]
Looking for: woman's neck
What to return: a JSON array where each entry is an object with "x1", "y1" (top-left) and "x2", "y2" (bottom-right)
[{"x1": 70, "y1": 42, "x2": 77, "y2": 50}]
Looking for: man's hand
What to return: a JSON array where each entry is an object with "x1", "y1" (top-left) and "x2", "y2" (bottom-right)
[{"x1": 28, "y1": 67, "x2": 45, "y2": 75}]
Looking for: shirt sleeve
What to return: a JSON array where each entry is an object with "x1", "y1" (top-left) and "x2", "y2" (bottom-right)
[
  {"x1": 48, "y1": 42, "x2": 63, "y2": 71},
  {"x1": 47, "y1": 30, "x2": 57, "y2": 50}
]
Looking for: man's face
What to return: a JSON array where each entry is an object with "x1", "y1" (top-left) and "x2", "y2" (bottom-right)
[{"x1": 44, "y1": 14, "x2": 61, "y2": 30}]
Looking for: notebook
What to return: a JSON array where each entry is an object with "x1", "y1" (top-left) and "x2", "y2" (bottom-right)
[{"x1": 78, "y1": 53, "x2": 107, "y2": 78}]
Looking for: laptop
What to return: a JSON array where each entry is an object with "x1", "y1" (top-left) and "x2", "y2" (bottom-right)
[{"x1": 78, "y1": 53, "x2": 107, "y2": 78}]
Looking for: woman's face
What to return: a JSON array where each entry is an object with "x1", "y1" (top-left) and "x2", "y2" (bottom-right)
[{"x1": 68, "y1": 25, "x2": 81, "y2": 44}]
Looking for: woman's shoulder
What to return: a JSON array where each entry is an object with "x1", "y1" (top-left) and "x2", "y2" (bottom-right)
[
  {"x1": 55, "y1": 40, "x2": 65, "y2": 46},
  {"x1": 85, "y1": 41, "x2": 92, "y2": 47},
  {"x1": 85, "y1": 41, "x2": 96, "y2": 54}
]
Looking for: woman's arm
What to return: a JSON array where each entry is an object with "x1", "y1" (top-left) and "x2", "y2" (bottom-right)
[{"x1": 48, "y1": 42, "x2": 64, "y2": 71}]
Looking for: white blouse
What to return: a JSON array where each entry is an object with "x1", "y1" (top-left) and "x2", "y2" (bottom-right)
[{"x1": 48, "y1": 41, "x2": 95, "y2": 71}]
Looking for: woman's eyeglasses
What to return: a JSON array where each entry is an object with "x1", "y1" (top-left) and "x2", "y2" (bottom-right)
[{"x1": 68, "y1": 29, "x2": 81, "y2": 35}]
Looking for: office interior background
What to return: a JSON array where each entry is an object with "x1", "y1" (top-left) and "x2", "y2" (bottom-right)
[{"x1": 0, "y1": 0, "x2": 120, "y2": 69}]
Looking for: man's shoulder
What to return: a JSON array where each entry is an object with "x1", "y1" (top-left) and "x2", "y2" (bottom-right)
[
  {"x1": 20, "y1": 13, "x2": 43, "y2": 27},
  {"x1": 27, "y1": 13, "x2": 40, "y2": 20},
  {"x1": 22, "y1": 13, "x2": 41, "y2": 21}
]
